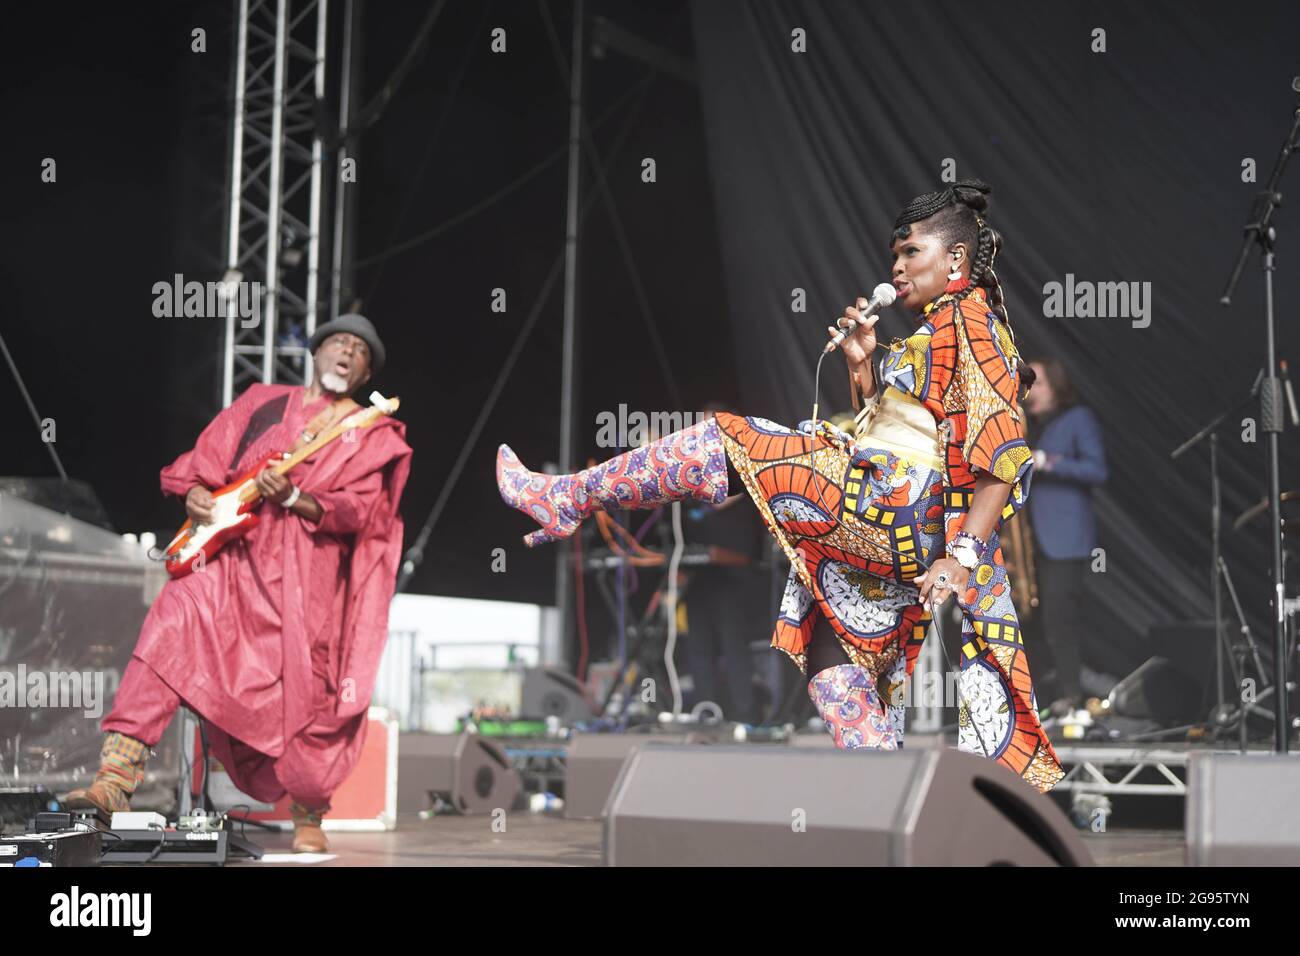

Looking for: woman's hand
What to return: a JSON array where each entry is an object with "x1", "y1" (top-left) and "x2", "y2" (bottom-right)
[
  {"x1": 828, "y1": 297, "x2": 882, "y2": 371},
  {"x1": 915, "y1": 557, "x2": 970, "y2": 613},
  {"x1": 185, "y1": 485, "x2": 215, "y2": 525}
]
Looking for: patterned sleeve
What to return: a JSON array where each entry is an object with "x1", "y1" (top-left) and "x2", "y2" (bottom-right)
[{"x1": 952, "y1": 306, "x2": 1032, "y2": 488}]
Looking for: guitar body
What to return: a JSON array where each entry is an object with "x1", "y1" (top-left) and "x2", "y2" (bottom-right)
[
  {"x1": 162, "y1": 452, "x2": 278, "y2": 578},
  {"x1": 160, "y1": 392, "x2": 401, "y2": 580}
]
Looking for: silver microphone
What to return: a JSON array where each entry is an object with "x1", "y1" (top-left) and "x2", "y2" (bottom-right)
[{"x1": 823, "y1": 282, "x2": 898, "y2": 354}]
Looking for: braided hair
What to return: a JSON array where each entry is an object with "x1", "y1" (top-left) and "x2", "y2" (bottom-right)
[{"x1": 891, "y1": 178, "x2": 1035, "y2": 391}]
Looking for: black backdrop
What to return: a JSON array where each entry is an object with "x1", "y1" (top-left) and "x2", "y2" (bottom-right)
[
  {"x1": 691, "y1": 0, "x2": 1300, "y2": 676},
  {"x1": 1, "y1": 1, "x2": 1297, "y2": 686}
]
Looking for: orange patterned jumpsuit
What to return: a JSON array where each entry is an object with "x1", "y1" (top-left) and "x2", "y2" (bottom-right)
[{"x1": 716, "y1": 286, "x2": 1064, "y2": 793}]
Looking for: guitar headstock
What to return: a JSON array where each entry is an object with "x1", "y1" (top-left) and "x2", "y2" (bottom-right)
[
  {"x1": 339, "y1": 392, "x2": 401, "y2": 431},
  {"x1": 369, "y1": 391, "x2": 400, "y2": 416}
]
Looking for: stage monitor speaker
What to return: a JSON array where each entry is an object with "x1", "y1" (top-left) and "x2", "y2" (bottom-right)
[
  {"x1": 521, "y1": 667, "x2": 593, "y2": 723},
  {"x1": 1109, "y1": 656, "x2": 1204, "y2": 724},
  {"x1": 789, "y1": 732, "x2": 836, "y2": 748},
  {"x1": 564, "y1": 730, "x2": 725, "y2": 820},
  {"x1": 604, "y1": 744, "x2": 1093, "y2": 866},
  {"x1": 1187, "y1": 752, "x2": 1300, "y2": 865},
  {"x1": 397, "y1": 733, "x2": 519, "y2": 815}
]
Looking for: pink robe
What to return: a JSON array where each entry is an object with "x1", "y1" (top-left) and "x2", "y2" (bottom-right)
[{"x1": 132, "y1": 383, "x2": 411, "y2": 804}]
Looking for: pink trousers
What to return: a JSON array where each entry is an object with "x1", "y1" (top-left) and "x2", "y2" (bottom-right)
[{"x1": 103, "y1": 655, "x2": 331, "y2": 809}]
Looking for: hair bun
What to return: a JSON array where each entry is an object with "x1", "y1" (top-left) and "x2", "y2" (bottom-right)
[{"x1": 950, "y1": 178, "x2": 992, "y2": 214}]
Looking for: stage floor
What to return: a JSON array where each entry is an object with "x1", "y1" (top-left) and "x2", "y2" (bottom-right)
[{"x1": 236, "y1": 814, "x2": 1186, "y2": 867}]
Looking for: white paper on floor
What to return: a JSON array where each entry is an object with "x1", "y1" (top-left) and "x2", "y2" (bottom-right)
[{"x1": 256, "y1": 852, "x2": 337, "y2": 864}]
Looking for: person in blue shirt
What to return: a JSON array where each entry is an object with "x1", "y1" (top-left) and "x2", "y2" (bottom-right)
[{"x1": 1023, "y1": 358, "x2": 1108, "y2": 715}]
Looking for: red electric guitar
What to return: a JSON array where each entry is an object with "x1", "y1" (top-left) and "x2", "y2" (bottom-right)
[{"x1": 162, "y1": 391, "x2": 400, "y2": 578}]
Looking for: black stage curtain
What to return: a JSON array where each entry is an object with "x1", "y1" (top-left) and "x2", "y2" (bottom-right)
[{"x1": 691, "y1": 0, "x2": 1300, "y2": 677}]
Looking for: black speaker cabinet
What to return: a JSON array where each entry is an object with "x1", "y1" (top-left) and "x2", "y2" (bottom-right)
[
  {"x1": 521, "y1": 667, "x2": 593, "y2": 723},
  {"x1": 1187, "y1": 752, "x2": 1300, "y2": 865},
  {"x1": 397, "y1": 733, "x2": 519, "y2": 815},
  {"x1": 604, "y1": 744, "x2": 1093, "y2": 866},
  {"x1": 564, "y1": 729, "x2": 727, "y2": 820}
]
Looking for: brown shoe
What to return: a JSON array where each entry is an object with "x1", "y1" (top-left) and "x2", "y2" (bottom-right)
[
  {"x1": 64, "y1": 779, "x2": 132, "y2": 816},
  {"x1": 63, "y1": 732, "x2": 150, "y2": 816},
  {"x1": 291, "y1": 821, "x2": 329, "y2": 853},
  {"x1": 289, "y1": 801, "x2": 330, "y2": 853}
]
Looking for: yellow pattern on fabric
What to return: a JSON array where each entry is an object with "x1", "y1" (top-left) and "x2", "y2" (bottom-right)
[
  {"x1": 993, "y1": 444, "x2": 1032, "y2": 484},
  {"x1": 1026, "y1": 748, "x2": 1067, "y2": 792},
  {"x1": 991, "y1": 315, "x2": 1017, "y2": 362},
  {"x1": 948, "y1": 301, "x2": 1030, "y2": 492},
  {"x1": 974, "y1": 618, "x2": 1023, "y2": 646},
  {"x1": 884, "y1": 331, "x2": 931, "y2": 402},
  {"x1": 990, "y1": 643, "x2": 1016, "y2": 674}
]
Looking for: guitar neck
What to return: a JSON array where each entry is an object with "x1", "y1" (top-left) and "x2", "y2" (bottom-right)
[
  {"x1": 273, "y1": 417, "x2": 357, "y2": 476},
  {"x1": 233, "y1": 398, "x2": 399, "y2": 503}
]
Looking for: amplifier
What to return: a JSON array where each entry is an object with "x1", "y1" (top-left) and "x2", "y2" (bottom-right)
[{"x1": 0, "y1": 829, "x2": 102, "y2": 867}]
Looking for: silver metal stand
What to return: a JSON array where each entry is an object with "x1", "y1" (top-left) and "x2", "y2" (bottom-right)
[{"x1": 221, "y1": 0, "x2": 333, "y2": 407}]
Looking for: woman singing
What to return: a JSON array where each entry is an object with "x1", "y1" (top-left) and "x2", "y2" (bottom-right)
[{"x1": 496, "y1": 180, "x2": 1063, "y2": 793}]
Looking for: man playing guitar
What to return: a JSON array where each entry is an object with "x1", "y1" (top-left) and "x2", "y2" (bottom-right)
[{"x1": 66, "y1": 314, "x2": 412, "y2": 853}]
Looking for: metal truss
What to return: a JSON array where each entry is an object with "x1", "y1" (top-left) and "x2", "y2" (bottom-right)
[
  {"x1": 1053, "y1": 746, "x2": 1193, "y2": 796},
  {"x1": 221, "y1": 0, "x2": 330, "y2": 406}
]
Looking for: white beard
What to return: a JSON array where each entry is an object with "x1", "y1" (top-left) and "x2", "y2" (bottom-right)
[{"x1": 319, "y1": 371, "x2": 350, "y2": 394}]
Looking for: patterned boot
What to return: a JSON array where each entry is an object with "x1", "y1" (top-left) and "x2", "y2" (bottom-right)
[
  {"x1": 808, "y1": 664, "x2": 900, "y2": 750},
  {"x1": 63, "y1": 732, "x2": 151, "y2": 815},
  {"x1": 496, "y1": 418, "x2": 729, "y2": 547},
  {"x1": 290, "y1": 801, "x2": 330, "y2": 853}
]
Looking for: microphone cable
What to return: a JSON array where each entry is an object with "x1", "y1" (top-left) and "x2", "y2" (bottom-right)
[{"x1": 800, "y1": 335, "x2": 992, "y2": 758}]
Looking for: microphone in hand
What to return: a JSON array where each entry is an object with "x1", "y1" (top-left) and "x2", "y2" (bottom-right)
[{"x1": 824, "y1": 282, "x2": 897, "y2": 355}]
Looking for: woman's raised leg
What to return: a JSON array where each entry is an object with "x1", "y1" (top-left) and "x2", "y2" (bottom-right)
[{"x1": 496, "y1": 417, "x2": 731, "y2": 546}]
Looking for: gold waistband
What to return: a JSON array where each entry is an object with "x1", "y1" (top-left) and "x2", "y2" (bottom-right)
[{"x1": 852, "y1": 387, "x2": 945, "y2": 472}]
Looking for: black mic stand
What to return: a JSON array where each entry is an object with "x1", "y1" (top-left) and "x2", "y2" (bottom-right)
[
  {"x1": 1218, "y1": 84, "x2": 1300, "y2": 752},
  {"x1": 1217, "y1": 555, "x2": 1281, "y2": 749},
  {"x1": 1171, "y1": 373, "x2": 1263, "y2": 741}
]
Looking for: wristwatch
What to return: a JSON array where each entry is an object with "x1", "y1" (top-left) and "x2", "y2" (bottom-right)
[
  {"x1": 950, "y1": 541, "x2": 981, "y2": 570},
  {"x1": 950, "y1": 531, "x2": 986, "y2": 570}
]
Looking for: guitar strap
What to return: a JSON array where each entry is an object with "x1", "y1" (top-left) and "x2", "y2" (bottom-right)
[{"x1": 290, "y1": 396, "x2": 360, "y2": 454}]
